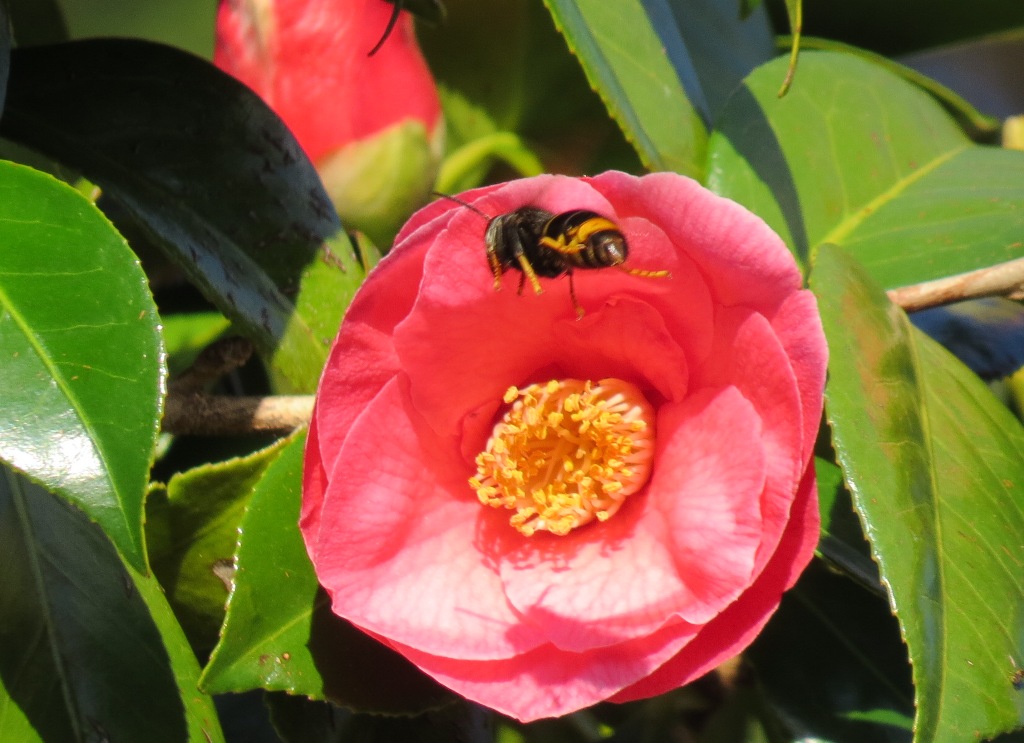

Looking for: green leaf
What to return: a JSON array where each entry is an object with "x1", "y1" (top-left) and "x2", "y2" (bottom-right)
[
  {"x1": 657, "y1": 0, "x2": 776, "y2": 118},
  {"x1": 0, "y1": 0, "x2": 9, "y2": 112},
  {"x1": 708, "y1": 51, "x2": 1024, "y2": 282},
  {"x1": 0, "y1": 466, "x2": 224, "y2": 743},
  {"x1": 750, "y1": 561, "x2": 914, "y2": 742},
  {"x1": 5, "y1": 0, "x2": 67, "y2": 47},
  {"x1": 780, "y1": 36, "x2": 1000, "y2": 140},
  {"x1": 0, "y1": 160, "x2": 162, "y2": 571},
  {"x1": 147, "y1": 434, "x2": 299, "y2": 657},
  {"x1": 813, "y1": 244, "x2": 1024, "y2": 742},
  {"x1": 0, "y1": 39, "x2": 360, "y2": 392},
  {"x1": 202, "y1": 433, "x2": 453, "y2": 714},
  {"x1": 792, "y1": 0, "x2": 1024, "y2": 57},
  {"x1": 542, "y1": 0, "x2": 707, "y2": 177}
]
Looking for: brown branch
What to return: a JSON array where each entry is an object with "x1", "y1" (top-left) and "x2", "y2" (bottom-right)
[
  {"x1": 170, "y1": 336, "x2": 254, "y2": 394},
  {"x1": 161, "y1": 258, "x2": 1024, "y2": 436},
  {"x1": 887, "y1": 256, "x2": 1024, "y2": 313},
  {"x1": 163, "y1": 393, "x2": 313, "y2": 436}
]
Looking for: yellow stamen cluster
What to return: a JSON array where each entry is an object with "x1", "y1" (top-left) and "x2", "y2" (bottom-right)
[{"x1": 469, "y1": 378, "x2": 656, "y2": 536}]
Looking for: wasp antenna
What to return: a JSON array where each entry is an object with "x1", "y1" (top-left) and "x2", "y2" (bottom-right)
[
  {"x1": 368, "y1": 0, "x2": 403, "y2": 57},
  {"x1": 431, "y1": 191, "x2": 493, "y2": 220}
]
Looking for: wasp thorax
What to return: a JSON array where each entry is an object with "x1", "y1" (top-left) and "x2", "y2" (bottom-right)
[{"x1": 469, "y1": 378, "x2": 656, "y2": 537}]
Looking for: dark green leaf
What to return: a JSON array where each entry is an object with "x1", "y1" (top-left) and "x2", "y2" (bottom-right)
[
  {"x1": 421, "y1": 0, "x2": 637, "y2": 183},
  {"x1": 0, "y1": 160, "x2": 162, "y2": 570},
  {"x1": 0, "y1": 39, "x2": 361, "y2": 392},
  {"x1": 201, "y1": 433, "x2": 453, "y2": 714},
  {"x1": 814, "y1": 455, "x2": 879, "y2": 594},
  {"x1": 709, "y1": 52, "x2": 1024, "y2": 283},
  {"x1": 147, "y1": 434, "x2": 298, "y2": 657},
  {"x1": 386, "y1": 0, "x2": 446, "y2": 25},
  {"x1": 0, "y1": 466, "x2": 224, "y2": 743},
  {"x1": 750, "y1": 561, "x2": 914, "y2": 742},
  {"x1": 0, "y1": 0, "x2": 9, "y2": 112},
  {"x1": 5, "y1": 0, "x2": 66, "y2": 47},
  {"x1": 767, "y1": 0, "x2": 1024, "y2": 57},
  {"x1": 267, "y1": 695, "x2": 494, "y2": 743},
  {"x1": 813, "y1": 244, "x2": 1024, "y2": 742},
  {"x1": 542, "y1": 0, "x2": 707, "y2": 177},
  {"x1": 658, "y1": 0, "x2": 775, "y2": 118}
]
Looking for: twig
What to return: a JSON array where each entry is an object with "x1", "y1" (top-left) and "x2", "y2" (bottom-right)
[
  {"x1": 170, "y1": 336, "x2": 254, "y2": 394},
  {"x1": 163, "y1": 393, "x2": 313, "y2": 436},
  {"x1": 887, "y1": 256, "x2": 1024, "y2": 313},
  {"x1": 160, "y1": 258, "x2": 1024, "y2": 436}
]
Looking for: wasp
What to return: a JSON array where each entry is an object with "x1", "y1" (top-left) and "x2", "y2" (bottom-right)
[{"x1": 439, "y1": 195, "x2": 671, "y2": 317}]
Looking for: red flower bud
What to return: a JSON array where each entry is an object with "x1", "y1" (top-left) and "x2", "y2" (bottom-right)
[{"x1": 215, "y1": 0, "x2": 444, "y2": 244}]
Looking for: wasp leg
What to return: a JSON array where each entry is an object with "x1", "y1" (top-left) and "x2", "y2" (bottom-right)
[
  {"x1": 538, "y1": 234, "x2": 585, "y2": 255},
  {"x1": 516, "y1": 254, "x2": 544, "y2": 294},
  {"x1": 619, "y1": 266, "x2": 672, "y2": 279},
  {"x1": 486, "y1": 247, "x2": 504, "y2": 291},
  {"x1": 568, "y1": 270, "x2": 584, "y2": 319},
  {"x1": 516, "y1": 272, "x2": 527, "y2": 296}
]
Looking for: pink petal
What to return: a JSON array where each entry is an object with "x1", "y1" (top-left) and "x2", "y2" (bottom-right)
[
  {"x1": 496, "y1": 386, "x2": 767, "y2": 652},
  {"x1": 311, "y1": 377, "x2": 547, "y2": 660},
  {"x1": 398, "y1": 293, "x2": 696, "y2": 447},
  {"x1": 610, "y1": 462, "x2": 819, "y2": 703},
  {"x1": 299, "y1": 407, "x2": 327, "y2": 562},
  {"x1": 772, "y1": 290, "x2": 828, "y2": 464},
  {"x1": 312, "y1": 225, "x2": 431, "y2": 476},
  {"x1": 382, "y1": 615, "x2": 703, "y2": 722},
  {"x1": 696, "y1": 308, "x2": 805, "y2": 574},
  {"x1": 587, "y1": 171, "x2": 802, "y2": 313}
]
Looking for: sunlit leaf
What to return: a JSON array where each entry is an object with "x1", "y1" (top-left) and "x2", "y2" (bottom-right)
[
  {"x1": 201, "y1": 433, "x2": 452, "y2": 714},
  {"x1": 0, "y1": 39, "x2": 366, "y2": 392},
  {"x1": 709, "y1": 52, "x2": 1024, "y2": 282},
  {"x1": 147, "y1": 434, "x2": 299, "y2": 656},
  {"x1": 543, "y1": 0, "x2": 707, "y2": 177},
  {"x1": 0, "y1": 160, "x2": 162, "y2": 570},
  {"x1": 813, "y1": 244, "x2": 1024, "y2": 742}
]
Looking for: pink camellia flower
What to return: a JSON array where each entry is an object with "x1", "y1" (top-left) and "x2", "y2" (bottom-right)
[
  {"x1": 215, "y1": 0, "x2": 444, "y2": 245},
  {"x1": 301, "y1": 171, "x2": 827, "y2": 721}
]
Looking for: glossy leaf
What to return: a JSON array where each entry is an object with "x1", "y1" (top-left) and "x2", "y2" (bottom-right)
[
  {"x1": 147, "y1": 434, "x2": 299, "y2": 656},
  {"x1": 750, "y1": 561, "x2": 914, "y2": 742},
  {"x1": 201, "y1": 433, "x2": 452, "y2": 714},
  {"x1": 543, "y1": 0, "x2": 707, "y2": 177},
  {"x1": 0, "y1": 160, "x2": 162, "y2": 570},
  {"x1": 708, "y1": 51, "x2": 1024, "y2": 282},
  {"x1": 0, "y1": 39, "x2": 361, "y2": 392},
  {"x1": 813, "y1": 245, "x2": 1024, "y2": 742},
  {"x1": 0, "y1": 466, "x2": 224, "y2": 743}
]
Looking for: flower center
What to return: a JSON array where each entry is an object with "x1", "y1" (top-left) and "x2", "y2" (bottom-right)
[{"x1": 469, "y1": 378, "x2": 656, "y2": 536}]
